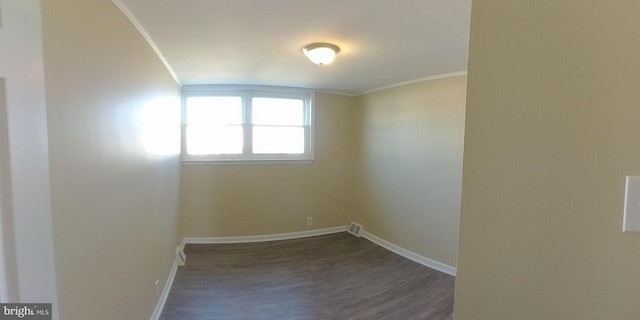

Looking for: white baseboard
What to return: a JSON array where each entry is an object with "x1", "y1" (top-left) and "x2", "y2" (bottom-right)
[
  {"x1": 362, "y1": 231, "x2": 457, "y2": 276},
  {"x1": 149, "y1": 258, "x2": 180, "y2": 320},
  {"x1": 180, "y1": 226, "x2": 456, "y2": 276},
  {"x1": 151, "y1": 225, "x2": 346, "y2": 319},
  {"x1": 153, "y1": 224, "x2": 453, "y2": 320},
  {"x1": 181, "y1": 225, "x2": 348, "y2": 248}
]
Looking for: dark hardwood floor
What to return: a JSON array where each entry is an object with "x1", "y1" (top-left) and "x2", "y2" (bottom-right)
[{"x1": 160, "y1": 232, "x2": 454, "y2": 320}]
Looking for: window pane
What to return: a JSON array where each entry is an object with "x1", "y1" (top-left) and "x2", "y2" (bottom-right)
[
  {"x1": 252, "y1": 98, "x2": 304, "y2": 125},
  {"x1": 253, "y1": 126, "x2": 304, "y2": 154},
  {"x1": 186, "y1": 125, "x2": 243, "y2": 155},
  {"x1": 186, "y1": 96, "x2": 242, "y2": 125}
]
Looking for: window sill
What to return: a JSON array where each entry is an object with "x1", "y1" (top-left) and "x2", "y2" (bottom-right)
[{"x1": 181, "y1": 157, "x2": 315, "y2": 166}]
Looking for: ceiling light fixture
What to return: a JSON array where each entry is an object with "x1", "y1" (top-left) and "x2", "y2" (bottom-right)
[{"x1": 302, "y1": 43, "x2": 340, "y2": 65}]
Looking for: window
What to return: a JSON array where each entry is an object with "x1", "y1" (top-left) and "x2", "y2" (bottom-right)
[{"x1": 182, "y1": 86, "x2": 314, "y2": 162}]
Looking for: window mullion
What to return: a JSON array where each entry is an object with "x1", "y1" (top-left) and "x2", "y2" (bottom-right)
[
  {"x1": 303, "y1": 99, "x2": 314, "y2": 156},
  {"x1": 181, "y1": 86, "x2": 314, "y2": 162},
  {"x1": 243, "y1": 94, "x2": 253, "y2": 156}
]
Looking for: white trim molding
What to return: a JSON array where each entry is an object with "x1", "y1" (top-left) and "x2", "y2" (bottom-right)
[
  {"x1": 180, "y1": 226, "x2": 456, "y2": 276},
  {"x1": 110, "y1": 0, "x2": 180, "y2": 85},
  {"x1": 152, "y1": 225, "x2": 454, "y2": 319},
  {"x1": 362, "y1": 231, "x2": 457, "y2": 276},
  {"x1": 150, "y1": 258, "x2": 180, "y2": 320},
  {"x1": 358, "y1": 71, "x2": 467, "y2": 96},
  {"x1": 151, "y1": 225, "x2": 457, "y2": 320},
  {"x1": 152, "y1": 226, "x2": 346, "y2": 319},
  {"x1": 181, "y1": 226, "x2": 348, "y2": 249}
]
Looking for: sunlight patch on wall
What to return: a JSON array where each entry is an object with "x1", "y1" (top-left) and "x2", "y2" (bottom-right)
[{"x1": 138, "y1": 96, "x2": 180, "y2": 156}]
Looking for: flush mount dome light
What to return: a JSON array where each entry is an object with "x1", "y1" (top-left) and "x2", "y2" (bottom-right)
[{"x1": 302, "y1": 43, "x2": 340, "y2": 65}]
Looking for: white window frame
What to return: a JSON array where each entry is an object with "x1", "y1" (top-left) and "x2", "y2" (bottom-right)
[{"x1": 181, "y1": 85, "x2": 314, "y2": 163}]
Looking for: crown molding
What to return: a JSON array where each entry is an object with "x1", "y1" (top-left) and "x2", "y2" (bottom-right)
[{"x1": 110, "y1": 0, "x2": 181, "y2": 86}]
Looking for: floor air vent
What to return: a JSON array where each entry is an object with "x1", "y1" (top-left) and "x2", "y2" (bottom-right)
[{"x1": 348, "y1": 222, "x2": 363, "y2": 237}]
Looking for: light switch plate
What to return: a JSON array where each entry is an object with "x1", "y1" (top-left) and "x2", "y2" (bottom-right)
[{"x1": 623, "y1": 176, "x2": 640, "y2": 232}]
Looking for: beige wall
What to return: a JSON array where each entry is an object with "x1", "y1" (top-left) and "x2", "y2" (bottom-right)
[
  {"x1": 42, "y1": 0, "x2": 182, "y2": 319},
  {"x1": 353, "y1": 76, "x2": 466, "y2": 268},
  {"x1": 455, "y1": 1, "x2": 640, "y2": 319},
  {"x1": 181, "y1": 92, "x2": 355, "y2": 236},
  {"x1": 180, "y1": 79, "x2": 466, "y2": 270}
]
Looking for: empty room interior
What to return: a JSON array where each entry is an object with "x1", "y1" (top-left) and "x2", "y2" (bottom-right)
[{"x1": 1, "y1": 0, "x2": 639, "y2": 319}]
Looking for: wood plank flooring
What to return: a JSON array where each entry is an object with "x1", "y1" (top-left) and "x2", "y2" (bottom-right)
[{"x1": 160, "y1": 232, "x2": 454, "y2": 320}]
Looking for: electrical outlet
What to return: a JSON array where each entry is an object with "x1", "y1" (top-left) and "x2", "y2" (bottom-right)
[{"x1": 307, "y1": 217, "x2": 313, "y2": 225}]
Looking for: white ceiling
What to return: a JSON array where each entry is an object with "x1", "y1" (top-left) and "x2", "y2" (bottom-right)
[{"x1": 116, "y1": 0, "x2": 471, "y2": 95}]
